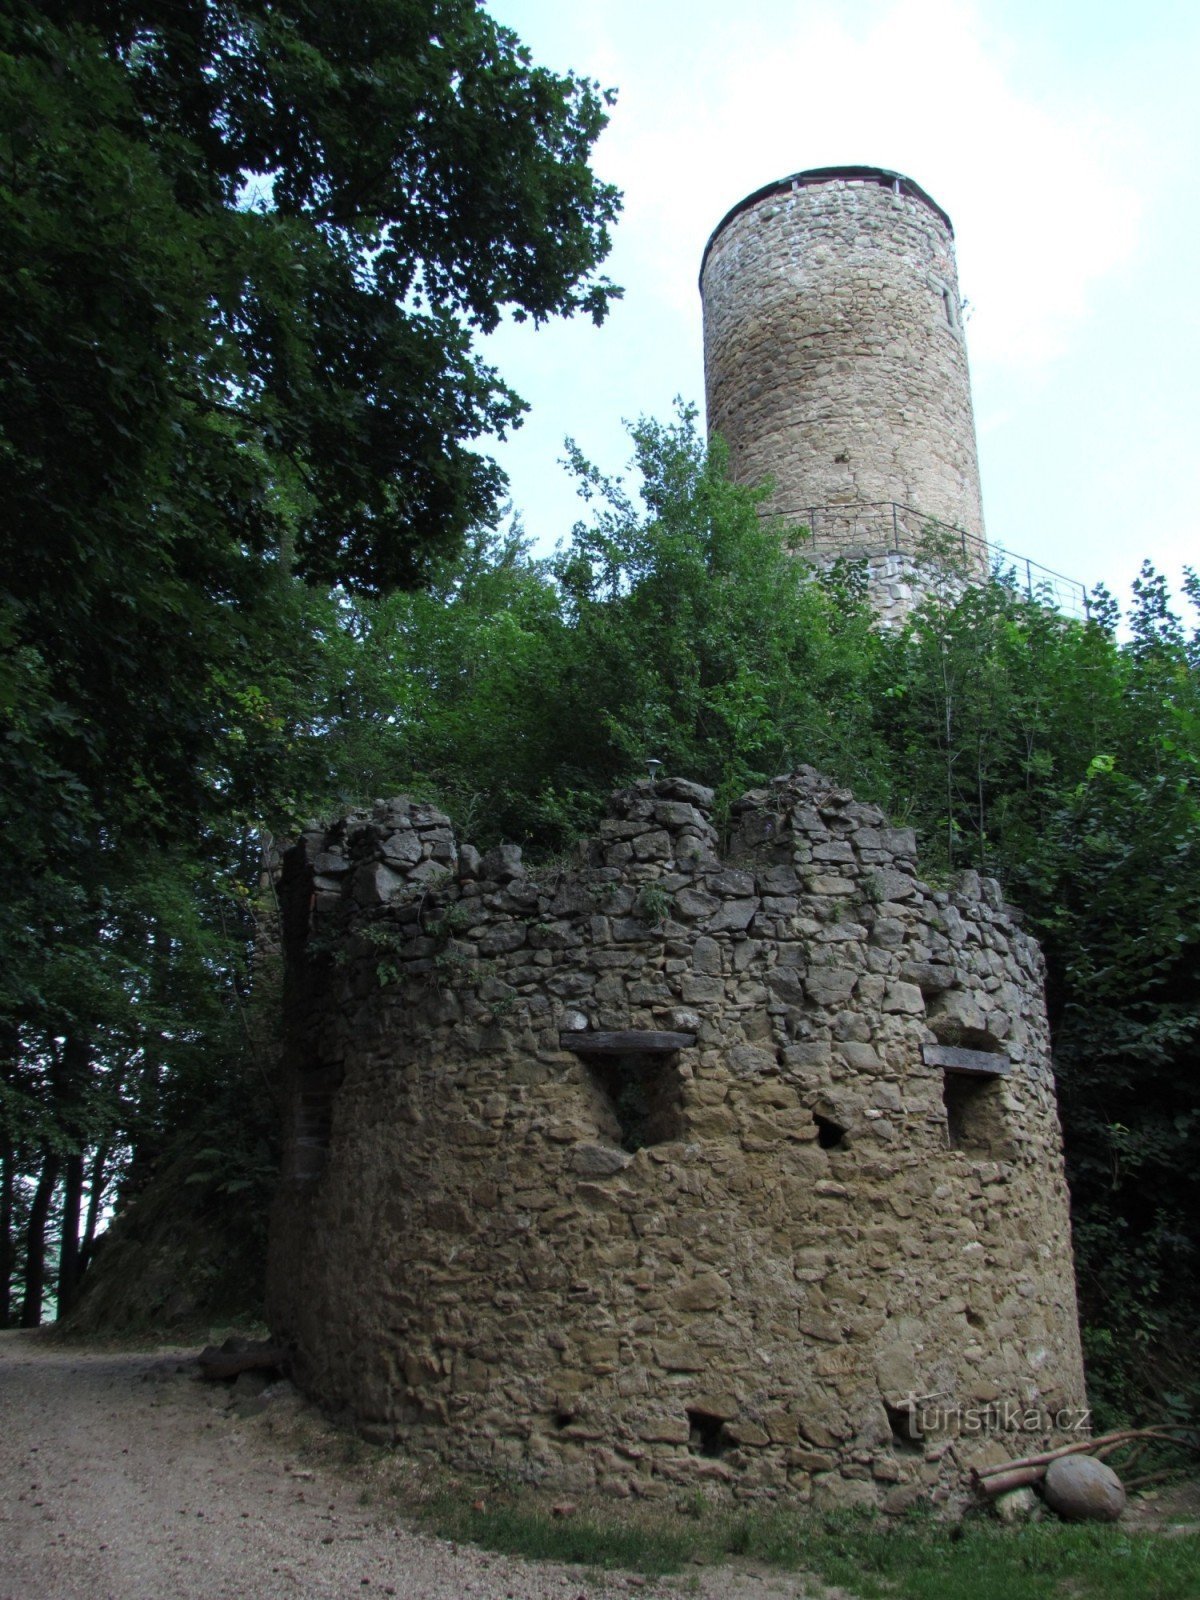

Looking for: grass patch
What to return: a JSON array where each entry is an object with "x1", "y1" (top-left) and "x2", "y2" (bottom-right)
[
  {"x1": 419, "y1": 1494, "x2": 1200, "y2": 1600},
  {"x1": 744, "y1": 1512, "x2": 1200, "y2": 1600},
  {"x1": 201, "y1": 1361, "x2": 1200, "y2": 1600},
  {"x1": 426, "y1": 1492, "x2": 697, "y2": 1576}
]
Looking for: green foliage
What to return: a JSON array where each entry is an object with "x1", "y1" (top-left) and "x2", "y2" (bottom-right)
[
  {"x1": 634, "y1": 884, "x2": 672, "y2": 928},
  {"x1": 0, "y1": 0, "x2": 620, "y2": 1322},
  {"x1": 338, "y1": 405, "x2": 886, "y2": 847},
  {"x1": 870, "y1": 561, "x2": 1200, "y2": 1410},
  {"x1": 421, "y1": 1493, "x2": 1200, "y2": 1598}
]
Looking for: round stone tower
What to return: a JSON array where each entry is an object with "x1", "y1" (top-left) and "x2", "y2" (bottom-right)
[
  {"x1": 701, "y1": 166, "x2": 985, "y2": 568},
  {"x1": 270, "y1": 771, "x2": 1087, "y2": 1509}
]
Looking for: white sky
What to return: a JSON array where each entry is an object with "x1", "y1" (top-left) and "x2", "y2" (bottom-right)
[{"x1": 479, "y1": 0, "x2": 1200, "y2": 609}]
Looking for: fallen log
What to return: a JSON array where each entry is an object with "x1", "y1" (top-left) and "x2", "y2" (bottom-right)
[
  {"x1": 972, "y1": 1466, "x2": 1045, "y2": 1497},
  {"x1": 973, "y1": 1425, "x2": 1199, "y2": 1496}
]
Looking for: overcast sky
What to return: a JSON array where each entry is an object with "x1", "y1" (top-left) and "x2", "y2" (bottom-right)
[{"x1": 479, "y1": 0, "x2": 1199, "y2": 610}]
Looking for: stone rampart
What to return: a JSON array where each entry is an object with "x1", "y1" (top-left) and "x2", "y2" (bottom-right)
[{"x1": 269, "y1": 770, "x2": 1086, "y2": 1508}]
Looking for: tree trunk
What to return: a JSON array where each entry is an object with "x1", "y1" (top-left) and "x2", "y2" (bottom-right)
[
  {"x1": 50, "y1": 1031, "x2": 90, "y2": 1319},
  {"x1": 19, "y1": 1148, "x2": 61, "y2": 1327},
  {"x1": 123, "y1": 925, "x2": 170, "y2": 1198},
  {"x1": 0, "y1": 1133, "x2": 14, "y2": 1329},
  {"x1": 0, "y1": 1022, "x2": 18, "y2": 1329},
  {"x1": 55, "y1": 1148, "x2": 85, "y2": 1318},
  {"x1": 78, "y1": 1140, "x2": 111, "y2": 1282}
]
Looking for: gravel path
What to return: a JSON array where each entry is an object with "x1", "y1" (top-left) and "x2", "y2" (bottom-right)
[{"x1": 0, "y1": 1331, "x2": 814, "y2": 1600}]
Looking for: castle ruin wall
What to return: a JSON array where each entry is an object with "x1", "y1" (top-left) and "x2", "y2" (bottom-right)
[{"x1": 269, "y1": 770, "x2": 1086, "y2": 1509}]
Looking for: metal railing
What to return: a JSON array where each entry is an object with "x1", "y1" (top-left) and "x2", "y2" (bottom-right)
[{"x1": 768, "y1": 502, "x2": 1090, "y2": 620}]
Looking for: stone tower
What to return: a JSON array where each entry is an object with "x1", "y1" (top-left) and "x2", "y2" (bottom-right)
[
  {"x1": 270, "y1": 770, "x2": 1086, "y2": 1507},
  {"x1": 701, "y1": 166, "x2": 986, "y2": 608}
]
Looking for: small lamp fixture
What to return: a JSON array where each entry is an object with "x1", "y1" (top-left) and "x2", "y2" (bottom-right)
[{"x1": 645, "y1": 758, "x2": 663, "y2": 782}]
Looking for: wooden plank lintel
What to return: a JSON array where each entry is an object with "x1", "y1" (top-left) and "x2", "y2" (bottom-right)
[
  {"x1": 560, "y1": 1029, "x2": 696, "y2": 1056},
  {"x1": 923, "y1": 1043, "x2": 1011, "y2": 1077}
]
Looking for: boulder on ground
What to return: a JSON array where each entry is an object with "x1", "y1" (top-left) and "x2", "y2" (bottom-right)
[{"x1": 1044, "y1": 1454, "x2": 1126, "y2": 1522}]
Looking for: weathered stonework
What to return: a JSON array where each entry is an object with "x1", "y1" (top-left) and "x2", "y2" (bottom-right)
[
  {"x1": 701, "y1": 166, "x2": 988, "y2": 616},
  {"x1": 817, "y1": 549, "x2": 975, "y2": 633},
  {"x1": 269, "y1": 771, "x2": 1086, "y2": 1508}
]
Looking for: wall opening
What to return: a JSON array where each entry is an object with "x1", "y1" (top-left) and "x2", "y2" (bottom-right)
[
  {"x1": 814, "y1": 1112, "x2": 847, "y2": 1150},
  {"x1": 586, "y1": 1052, "x2": 684, "y2": 1152},
  {"x1": 884, "y1": 1401, "x2": 924, "y2": 1453},
  {"x1": 942, "y1": 1071, "x2": 1008, "y2": 1156},
  {"x1": 687, "y1": 1408, "x2": 731, "y2": 1458}
]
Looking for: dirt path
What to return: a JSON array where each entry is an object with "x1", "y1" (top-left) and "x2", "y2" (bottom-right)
[{"x1": 0, "y1": 1331, "x2": 810, "y2": 1600}]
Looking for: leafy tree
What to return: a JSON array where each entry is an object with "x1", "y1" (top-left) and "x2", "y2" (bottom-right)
[
  {"x1": 544, "y1": 411, "x2": 886, "y2": 815},
  {"x1": 873, "y1": 564, "x2": 1200, "y2": 1411},
  {"x1": 0, "y1": 0, "x2": 620, "y2": 1321},
  {"x1": 329, "y1": 408, "x2": 886, "y2": 848}
]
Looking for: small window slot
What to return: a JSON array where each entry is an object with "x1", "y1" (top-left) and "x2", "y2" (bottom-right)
[
  {"x1": 814, "y1": 1113, "x2": 847, "y2": 1150},
  {"x1": 586, "y1": 1052, "x2": 684, "y2": 1152},
  {"x1": 687, "y1": 1408, "x2": 731, "y2": 1458},
  {"x1": 942, "y1": 1071, "x2": 1008, "y2": 1156}
]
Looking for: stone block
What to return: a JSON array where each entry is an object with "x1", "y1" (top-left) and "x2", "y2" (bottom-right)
[
  {"x1": 478, "y1": 923, "x2": 527, "y2": 956},
  {"x1": 675, "y1": 888, "x2": 720, "y2": 920},
  {"x1": 654, "y1": 801, "x2": 708, "y2": 829},
  {"x1": 692, "y1": 936, "x2": 723, "y2": 974},
  {"x1": 638, "y1": 1416, "x2": 691, "y2": 1444},
  {"x1": 570, "y1": 1142, "x2": 631, "y2": 1177},
  {"x1": 633, "y1": 830, "x2": 673, "y2": 861},
  {"x1": 408, "y1": 857, "x2": 449, "y2": 887},
  {"x1": 869, "y1": 869, "x2": 915, "y2": 902},
  {"x1": 805, "y1": 969, "x2": 858, "y2": 1007},
  {"x1": 812, "y1": 1473, "x2": 879, "y2": 1511},
  {"x1": 767, "y1": 967, "x2": 807, "y2": 1005},
  {"x1": 728, "y1": 1044, "x2": 776, "y2": 1078},
  {"x1": 681, "y1": 974, "x2": 725, "y2": 1003},
  {"x1": 706, "y1": 867, "x2": 755, "y2": 897},
  {"x1": 813, "y1": 841, "x2": 855, "y2": 862},
  {"x1": 708, "y1": 897, "x2": 760, "y2": 932},
  {"x1": 655, "y1": 1341, "x2": 706, "y2": 1371},
  {"x1": 687, "y1": 1390, "x2": 740, "y2": 1420},
  {"x1": 726, "y1": 1421, "x2": 770, "y2": 1447},
  {"x1": 657, "y1": 777, "x2": 715, "y2": 808},
  {"x1": 882, "y1": 981, "x2": 924, "y2": 1014},
  {"x1": 480, "y1": 842, "x2": 524, "y2": 881},
  {"x1": 353, "y1": 861, "x2": 407, "y2": 906},
  {"x1": 458, "y1": 842, "x2": 482, "y2": 878},
  {"x1": 882, "y1": 828, "x2": 917, "y2": 857},
  {"x1": 673, "y1": 1272, "x2": 731, "y2": 1312}
]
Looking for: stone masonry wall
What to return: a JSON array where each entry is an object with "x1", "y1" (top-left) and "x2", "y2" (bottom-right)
[
  {"x1": 809, "y1": 549, "x2": 974, "y2": 632},
  {"x1": 269, "y1": 770, "x2": 1086, "y2": 1510},
  {"x1": 701, "y1": 171, "x2": 987, "y2": 562}
]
